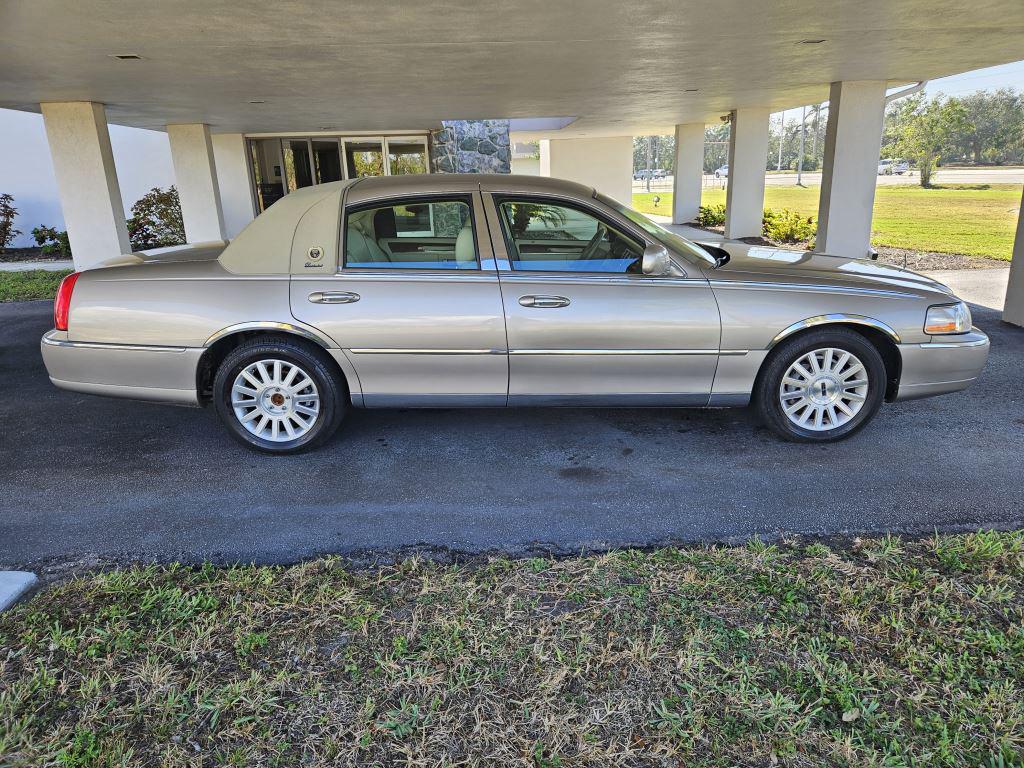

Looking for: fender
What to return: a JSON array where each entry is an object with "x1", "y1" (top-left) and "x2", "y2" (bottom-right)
[{"x1": 769, "y1": 313, "x2": 902, "y2": 348}]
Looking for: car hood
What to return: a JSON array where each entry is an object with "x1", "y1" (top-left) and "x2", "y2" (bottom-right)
[{"x1": 699, "y1": 241, "x2": 956, "y2": 299}]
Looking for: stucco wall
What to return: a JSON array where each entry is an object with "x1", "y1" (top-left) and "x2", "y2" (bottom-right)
[
  {"x1": 430, "y1": 120, "x2": 511, "y2": 174},
  {"x1": 539, "y1": 136, "x2": 633, "y2": 204}
]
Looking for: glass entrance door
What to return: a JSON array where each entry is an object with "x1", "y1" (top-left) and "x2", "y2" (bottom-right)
[{"x1": 345, "y1": 140, "x2": 384, "y2": 178}]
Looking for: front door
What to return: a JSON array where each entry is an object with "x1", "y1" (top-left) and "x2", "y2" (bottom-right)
[
  {"x1": 485, "y1": 194, "x2": 721, "y2": 405},
  {"x1": 291, "y1": 193, "x2": 508, "y2": 406}
]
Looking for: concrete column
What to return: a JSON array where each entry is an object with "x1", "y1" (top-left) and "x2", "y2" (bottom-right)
[
  {"x1": 538, "y1": 136, "x2": 633, "y2": 204},
  {"x1": 167, "y1": 123, "x2": 226, "y2": 242},
  {"x1": 1002, "y1": 185, "x2": 1024, "y2": 327},
  {"x1": 40, "y1": 102, "x2": 131, "y2": 270},
  {"x1": 672, "y1": 123, "x2": 705, "y2": 224},
  {"x1": 211, "y1": 133, "x2": 256, "y2": 239},
  {"x1": 724, "y1": 107, "x2": 771, "y2": 239},
  {"x1": 815, "y1": 81, "x2": 888, "y2": 259}
]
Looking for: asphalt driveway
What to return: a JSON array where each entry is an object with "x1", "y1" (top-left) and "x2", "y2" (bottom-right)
[{"x1": 1, "y1": 299, "x2": 1022, "y2": 569}]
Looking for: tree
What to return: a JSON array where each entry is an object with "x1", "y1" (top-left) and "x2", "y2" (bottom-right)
[
  {"x1": 0, "y1": 193, "x2": 21, "y2": 252},
  {"x1": 127, "y1": 187, "x2": 186, "y2": 250},
  {"x1": 889, "y1": 95, "x2": 968, "y2": 187},
  {"x1": 956, "y1": 89, "x2": 1024, "y2": 165},
  {"x1": 31, "y1": 225, "x2": 72, "y2": 258}
]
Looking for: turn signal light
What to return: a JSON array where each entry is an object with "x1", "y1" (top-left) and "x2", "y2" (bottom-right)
[
  {"x1": 924, "y1": 302, "x2": 971, "y2": 335},
  {"x1": 54, "y1": 271, "x2": 81, "y2": 331}
]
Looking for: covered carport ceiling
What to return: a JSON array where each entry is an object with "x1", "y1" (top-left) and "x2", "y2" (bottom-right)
[{"x1": 1, "y1": 0, "x2": 1022, "y2": 137}]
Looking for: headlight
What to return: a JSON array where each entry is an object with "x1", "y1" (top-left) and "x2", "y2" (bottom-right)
[{"x1": 924, "y1": 302, "x2": 971, "y2": 335}]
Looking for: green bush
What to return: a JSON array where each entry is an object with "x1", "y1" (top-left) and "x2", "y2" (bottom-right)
[
  {"x1": 762, "y1": 208, "x2": 817, "y2": 245},
  {"x1": 31, "y1": 225, "x2": 72, "y2": 259},
  {"x1": 695, "y1": 203, "x2": 726, "y2": 227}
]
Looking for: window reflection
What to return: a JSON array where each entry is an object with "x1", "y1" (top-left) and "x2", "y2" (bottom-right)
[
  {"x1": 312, "y1": 140, "x2": 343, "y2": 183},
  {"x1": 249, "y1": 138, "x2": 285, "y2": 212},
  {"x1": 346, "y1": 141, "x2": 384, "y2": 178},
  {"x1": 388, "y1": 142, "x2": 428, "y2": 175},
  {"x1": 282, "y1": 139, "x2": 314, "y2": 191}
]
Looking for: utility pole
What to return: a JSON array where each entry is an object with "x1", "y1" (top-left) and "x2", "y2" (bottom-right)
[
  {"x1": 776, "y1": 115, "x2": 784, "y2": 172},
  {"x1": 645, "y1": 135, "x2": 653, "y2": 193},
  {"x1": 810, "y1": 105, "x2": 820, "y2": 168},
  {"x1": 797, "y1": 105, "x2": 807, "y2": 186}
]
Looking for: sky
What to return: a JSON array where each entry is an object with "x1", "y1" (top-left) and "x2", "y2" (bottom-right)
[{"x1": 2, "y1": 60, "x2": 1023, "y2": 247}]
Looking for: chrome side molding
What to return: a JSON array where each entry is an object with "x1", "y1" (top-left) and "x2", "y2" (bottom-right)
[
  {"x1": 769, "y1": 314, "x2": 902, "y2": 347},
  {"x1": 204, "y1": 321, "x2": 337, "y2": 349}
]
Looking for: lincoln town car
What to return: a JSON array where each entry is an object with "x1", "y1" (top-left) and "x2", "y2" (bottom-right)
[{"x1": 41, "y1": 174, "x2": 990, "y2": 453}]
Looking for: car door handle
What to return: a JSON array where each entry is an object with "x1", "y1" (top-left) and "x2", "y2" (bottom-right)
[
  {"x1": 308, "y1": 291, "x2": 360, "y2": 305},
  {"x1": 519, "y1": 295, "x2": 570, "y2": 308}
]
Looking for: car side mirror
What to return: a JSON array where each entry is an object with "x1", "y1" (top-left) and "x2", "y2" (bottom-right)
[{"x1": 641, "y1": 244, "x2": 671, "y2": 275}]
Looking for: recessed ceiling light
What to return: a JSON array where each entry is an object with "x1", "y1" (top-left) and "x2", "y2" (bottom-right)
[
  {"x1": 797, "y1": 38, "x2": 826, "y2": 45},
  {"x1": 248, "y1": 100, "x2": 266, "y2": 104},
  {"x1": 109, "y1": 53, "x2": 143, "y2": 60}
]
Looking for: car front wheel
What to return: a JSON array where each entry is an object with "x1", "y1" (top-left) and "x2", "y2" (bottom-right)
[
  {"x1": 213, "y1": 336, "x2": 346, "y2": 454},
  {"x1": 755, "y1": 328, "x2": 886, "y2": 442}
]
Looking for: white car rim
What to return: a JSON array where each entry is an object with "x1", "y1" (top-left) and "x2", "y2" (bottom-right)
[
  {"x1": 231, "y1": 358, "x2": 320, "y2": 442},
  {"x1": 779, "y1": 347, "x2": 869, "y2": 432}
]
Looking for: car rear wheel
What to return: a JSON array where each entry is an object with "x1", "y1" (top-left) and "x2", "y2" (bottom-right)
[
  {"x1": 213, "y1": 336, "x2": 346, "y2": 454},
  {"x1": 755, "y1": 328, "x2": 886, "y2": 442}
]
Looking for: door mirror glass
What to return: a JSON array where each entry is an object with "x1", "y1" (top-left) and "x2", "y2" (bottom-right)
[{"x1": 641, "y1": 244, "x2": 671, "y2": 275}]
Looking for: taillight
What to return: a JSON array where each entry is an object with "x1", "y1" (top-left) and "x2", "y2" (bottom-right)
[{"x1": 54, "y1": 271, "x2": 81, "y2": 331}]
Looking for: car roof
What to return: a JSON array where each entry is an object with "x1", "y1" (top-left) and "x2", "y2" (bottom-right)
[{"x1": 343, "y1": 173, "x2": 596, "y2": 205}]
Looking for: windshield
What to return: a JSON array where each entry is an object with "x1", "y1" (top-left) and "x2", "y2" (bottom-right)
[{"x1": 595, "y1": 193, "x2": 718, "y2": 268}]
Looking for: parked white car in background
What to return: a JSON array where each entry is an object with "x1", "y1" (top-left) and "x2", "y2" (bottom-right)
[
  {"x1": 714, "y1": 164, "x2": 728, "y2": 178},
  {"x1": 878, "y1": 159, "x2": 910, "y2": 175}
]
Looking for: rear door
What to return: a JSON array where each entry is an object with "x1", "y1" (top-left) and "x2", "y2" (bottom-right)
[
  {"x1": 484, "y1": 193, "x2": 721, "y2": 405},
  {"x1": 291, "y1": 191, "x2": 508, "y2": 406}
]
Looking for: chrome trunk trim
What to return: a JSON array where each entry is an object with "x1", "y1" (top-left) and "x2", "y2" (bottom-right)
[{"x1": 42, "y1": 332, "x2": 187, "y2": 353}]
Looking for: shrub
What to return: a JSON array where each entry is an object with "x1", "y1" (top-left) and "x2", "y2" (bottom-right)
[
  {"x1": 31, "y1": 225, "x2": 72, "y2": 259},
  {"x1": 695, "y1": 203, "x2": 726, "y2": 227},
  {"x1": 762, "y1": 208, "x2": 816, "y2": 245},
  {"x1": 127, "y1": 187, "x2": 185, "y2": 251},
  {"x1": 0, "y1": 193, "x2": 21, "y2": 252}
]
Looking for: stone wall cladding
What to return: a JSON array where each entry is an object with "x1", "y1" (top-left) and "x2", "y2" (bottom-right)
[{"x1": 430, "y1": 120, "x2": 511, "y2": 174}]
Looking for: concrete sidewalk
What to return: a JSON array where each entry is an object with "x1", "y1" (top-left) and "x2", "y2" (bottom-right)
[{"x1": 0, "y1": 260, "x2": 74, "y2": 272}]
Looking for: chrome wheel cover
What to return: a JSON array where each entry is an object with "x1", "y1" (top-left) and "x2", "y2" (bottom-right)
[
  {"x1": 779, "y1": 347, "x2": 869, "y2": 432},
  {"x1": 231, "y1": 359, "x2": 320, "y2": 442}
]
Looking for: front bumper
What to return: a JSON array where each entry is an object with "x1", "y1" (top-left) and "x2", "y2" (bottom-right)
[
  {"x1": 41, "y1": 330, "x2": 203, "y2": 406},
  {"x1": 895, "y1": 328, "x2": 990, "y2": 401}
]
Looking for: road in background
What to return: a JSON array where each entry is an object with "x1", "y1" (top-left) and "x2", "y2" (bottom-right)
[{"x1": 634, "y1": 167, "x2": 1024, "y2": 192}]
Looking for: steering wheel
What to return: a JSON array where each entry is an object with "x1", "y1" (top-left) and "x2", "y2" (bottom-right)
[{"x1": 579, "y1": 224, "x2": 608, "y2": 260}]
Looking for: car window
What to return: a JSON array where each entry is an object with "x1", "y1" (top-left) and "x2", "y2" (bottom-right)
[
  {"x1": 344, "y1": 197, "x2": 478, "y2": 269},
  {"x1": 497, "y1": 199, "x2": 643, "y2": 273}
]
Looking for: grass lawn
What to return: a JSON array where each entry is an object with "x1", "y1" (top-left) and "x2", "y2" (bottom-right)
[
  {"x1": 0, "y1": 269, "x2": 73, "y2": 302},
  {"x1": 2, "y1": 532, "x2": 1023, "y2": 766},
  {"x1": 633, "y1": 184, "x2": 1023, "y2": 260}
]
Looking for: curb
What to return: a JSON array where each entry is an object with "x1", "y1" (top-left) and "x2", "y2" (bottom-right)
[{"x1": 0, "y1": 571, "x2": 39, "y2": 612}]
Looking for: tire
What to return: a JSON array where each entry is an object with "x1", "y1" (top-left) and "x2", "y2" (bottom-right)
[
  {"x1": 213, "y1": 336, "x2": 346, "y2": 454},
  {"x1": 754, "y1": 328, "x2": 886, "y2": 443}
]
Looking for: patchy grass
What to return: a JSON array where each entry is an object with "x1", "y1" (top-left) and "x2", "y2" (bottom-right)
[
  {"x1": 2, "y1": 532, "x2": 1023, "y2": 766},
  {"x1": 0, "y1": 269, "x2": 73, "y2": 302},
  {"x1": 633, "y1": 183, "x2": 1023, "y2": 260}
]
